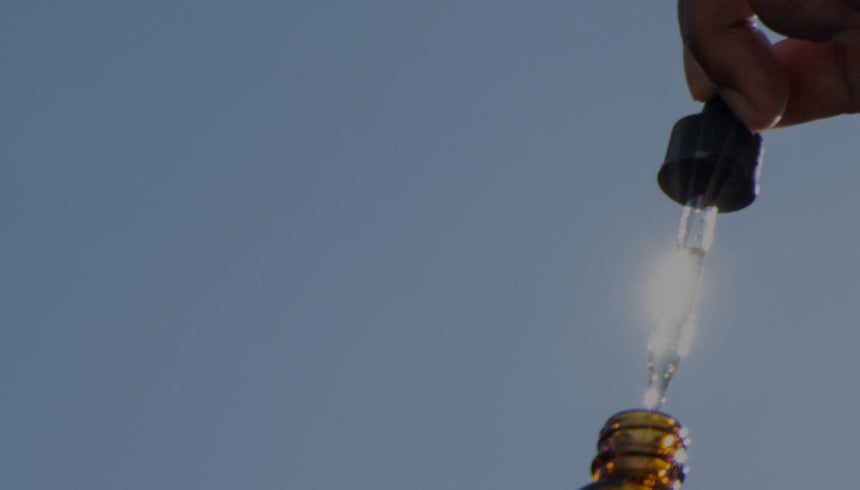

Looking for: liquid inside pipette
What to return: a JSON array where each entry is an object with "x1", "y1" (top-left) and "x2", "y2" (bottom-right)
[{"x1": 643, "y1": 201, "x2": 716, "y2": 410}]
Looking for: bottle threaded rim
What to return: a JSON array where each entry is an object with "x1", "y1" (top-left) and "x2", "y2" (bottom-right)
[{"x1": 589, "y1": 410, "x2": 689, "y2": 490}]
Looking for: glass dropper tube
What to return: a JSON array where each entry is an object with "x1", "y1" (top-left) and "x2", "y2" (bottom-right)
[{"x1": 643, "y1": 197, "x2": 717, "y2": 410}]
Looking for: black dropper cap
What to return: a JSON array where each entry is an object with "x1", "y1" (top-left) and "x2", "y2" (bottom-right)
[{"x1": 658, "y1": 96, "x2": 763, "y2": 213}]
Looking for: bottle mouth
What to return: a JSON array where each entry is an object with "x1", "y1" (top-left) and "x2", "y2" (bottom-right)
[{"x1": 590, "y1": 410, "x2": 689, "y2": 490}]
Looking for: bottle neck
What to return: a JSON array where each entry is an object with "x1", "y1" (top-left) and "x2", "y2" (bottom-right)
[{"x1": 587, "y1": 410, "x2": 689, "y2": 490}]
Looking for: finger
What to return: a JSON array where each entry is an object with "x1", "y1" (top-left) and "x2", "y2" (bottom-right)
[
  {"x1": 771, "y1": 39, "x2": 860, "y2": 127},
  {"x1": 679, "y1": 0, "x2": 789, "y2": 130},
  {"x1": 749, "y1": 0, "x2": 860, "y2": 45},
  {"x1": 683, "y1": 46, "x2": 716, "y2": 102}
]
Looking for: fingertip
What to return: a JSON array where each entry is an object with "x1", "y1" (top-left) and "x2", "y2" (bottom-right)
[
  {"x1": 720, "y1": 87, "x2": 784, "y2": 131},
  {"x1": 683, "y1": 48, "x2": 716, "y2": 101},
  {"x1": 771, "y1": 40, "x2": 860, "y2": 127}
]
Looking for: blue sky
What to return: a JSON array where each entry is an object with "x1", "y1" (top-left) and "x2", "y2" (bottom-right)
[{"x1": 4, "y1": 2, "x2": 860, "y2": 489}]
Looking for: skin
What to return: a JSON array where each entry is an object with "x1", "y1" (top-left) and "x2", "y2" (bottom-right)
[{"x1": 679, "y1": 0, "x2": 860, "y2": 130}]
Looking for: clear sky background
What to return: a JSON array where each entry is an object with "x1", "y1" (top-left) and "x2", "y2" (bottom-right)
[{"x1": 4, "y1": 2, "x2": 860, "y2": 489}]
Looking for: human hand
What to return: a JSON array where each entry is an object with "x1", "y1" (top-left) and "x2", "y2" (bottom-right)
[{"x1": 679, "y1": 0, "x2": 860, "y2": 130}]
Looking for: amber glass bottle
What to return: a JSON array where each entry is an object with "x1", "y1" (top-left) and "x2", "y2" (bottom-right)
[{"x1": 579, "y1": 410, "x2": 689, "y2": 490}]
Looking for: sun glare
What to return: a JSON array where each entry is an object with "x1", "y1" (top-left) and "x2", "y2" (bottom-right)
[{"x1": 645, "y1": 248, "x2": 703, "y2": 328}]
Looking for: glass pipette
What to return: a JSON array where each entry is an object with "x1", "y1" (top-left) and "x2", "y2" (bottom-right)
[{"x1": 643, "y1": 198, "x2": 717, "y2": 410}]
